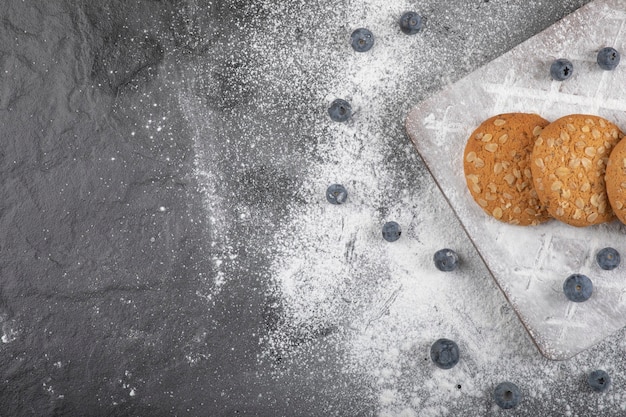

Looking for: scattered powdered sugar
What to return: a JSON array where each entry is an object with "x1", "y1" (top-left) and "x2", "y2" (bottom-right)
[
  {"x1": 174, "y1": 0, "x2": 626, "y2": 414},
  {"x1": 257, "y1": 1, "x2": 551, "y2": 414},
  {"x1": 179, "y1": 91, "x2": 235, "y2": 306}
]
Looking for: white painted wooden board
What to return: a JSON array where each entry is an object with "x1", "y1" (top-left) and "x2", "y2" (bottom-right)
[{"x1": 405, "y1": 0, "x2": 626, "y2": 360}]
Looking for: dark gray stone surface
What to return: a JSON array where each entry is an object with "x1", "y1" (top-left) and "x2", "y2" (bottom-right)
[{"x1": 1, "y1": 1, "x2": 607, "y2": 416}]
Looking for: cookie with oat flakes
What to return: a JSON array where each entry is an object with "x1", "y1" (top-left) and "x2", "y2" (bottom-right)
[
  {"x1": 463, "y1": 113, "x2": 551, "y2": 226},
  {"x1": 531, "y1": 114, "x2": 623, "y2": 227},
  {"x1": 605, "y1": 135, "x2": 626, "y2": 224}
]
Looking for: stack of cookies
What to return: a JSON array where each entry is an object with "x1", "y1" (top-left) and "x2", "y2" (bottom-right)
[{"x1": 463, "y1": 113, "x2": 626, "y2": 227}]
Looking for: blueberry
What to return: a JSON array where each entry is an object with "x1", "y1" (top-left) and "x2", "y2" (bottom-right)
[
  {"x1": 550, "y1": 58, "x2": 574, "y2": 81},
  {"x1": 597, "y1": 47, "x2": 620, "y2": 70},
  {"x1": 596, "y1": 247, "x2": 620, "y2": 270},
  {"x1": 382, "y1": 221, "x2": 401, "y2": 242},
  {"x1": 400, "y1": 12, "x2": 423, "y2": 35},
  {"x1": 326, "y1": 184, "x2": 348, "y2": 205},
  {"x1": 494, "y1": 382, "x2": 522, "y2": 409},
  {"x1": 328, "y1": 99, "x2": 352, "y2": 122},
  {"x1": 430, "y1": 338, "x2": 459, "y2": 369},
  {"x1": 588, "y1": 369, "x2": 611, "y2": 392},
  {"x1": 350, "y1": 28, "x2": 374, "y2": 52},
  {"x1": 433, "y1": 249, "x2": 459, "y2": 271},
  {"x1": 563, "y1": 274, "x2": 593, "y2": 302}
]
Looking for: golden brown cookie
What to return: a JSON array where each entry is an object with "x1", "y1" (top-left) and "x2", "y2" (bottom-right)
[
  {"x1": 463, "y1": 113, "x2": 551, "y2": 226},
  {"x1": 531, "y1": 114, "x2": 623, "y2": 227},
  {"x1": 605, "y1": 136, "x2": 626, "y2": 224}
]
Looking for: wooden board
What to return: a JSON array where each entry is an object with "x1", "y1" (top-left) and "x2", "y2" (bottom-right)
[{"x1": 405, "y1": 0, "x2": 626, "y2": 360}]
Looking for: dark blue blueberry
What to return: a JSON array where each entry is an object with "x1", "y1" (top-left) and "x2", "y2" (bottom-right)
[
  {"x1": 382, "y1": 221, "x2": 401, "y2": 242},
  {"x1": 430, "y1": 338, "x2": 459, "y2": 369},
  {"x1": 326, "y1": 184, "x2": 348, "y2": 205},
  {"x1": 400, "y1": 12, "x2": 423, "y2": 35},
  {"x1": 563, "y1": 274, "x2": 593, "y2": 302},
  {"x1": 350, "y1": 28, "x2": 374, "y2": 52},
  {"x1": 597, "y1": 47, "x2": 620, "y2": 70},
  {"x1": 494, "y1": 382, "x2": 521, "y2": 409},
  {"x1": 588, "y1": 370, "x2": 611, "y2": 392},
  {"x1": 434, "y1": 249, "x2": 459, "y2": 271},
  {"x1": 328, "y1": 99, "x2": 352, "y2": 122},
  {"x1": 596, "y1": 247, "x2": 620, "y2": 270},
  {"x1": 550, "y1": 58, "x2": 574, "y2": 81}
]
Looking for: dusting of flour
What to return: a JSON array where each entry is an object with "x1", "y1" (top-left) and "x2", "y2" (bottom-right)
[
  {"x1": 255, "y1": 2, "x2": 547, "y2": 415},
  {"x1": 178, "y1": 0, "x2": 626, "y2": 414}
]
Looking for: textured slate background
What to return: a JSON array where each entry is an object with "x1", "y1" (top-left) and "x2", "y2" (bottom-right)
[{"x1": 0, "y1": 1, "x2": 597, "y2": 416}]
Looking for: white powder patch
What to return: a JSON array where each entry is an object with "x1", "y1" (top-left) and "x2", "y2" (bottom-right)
[
  {"x1": 258, "y1": 2, "x2": 546, "y2": 414},
  {"x1": 174, "y1": 0, "x2": 626, "y2": 414},
  {"x1": 178, "y1": 92, "x2": 236, "y2": 306}
]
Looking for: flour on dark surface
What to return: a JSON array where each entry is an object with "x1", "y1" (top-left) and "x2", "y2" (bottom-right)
[{"x1": 6, "y1": 0, "x2": 626, "y2": 416}]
